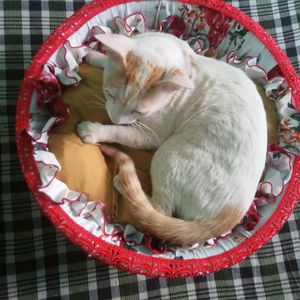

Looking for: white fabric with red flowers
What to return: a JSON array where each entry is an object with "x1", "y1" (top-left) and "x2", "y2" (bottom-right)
[{"x1": 27, "y1": 2, "x2": 299, "y2": 259}]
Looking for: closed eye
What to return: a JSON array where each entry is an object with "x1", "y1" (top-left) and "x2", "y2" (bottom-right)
[
  {"x1": 107, "y1": 92, "x2": 116, "y2": 100},
  {"x1": 132, "y1": 109, "x2": 144, "y2": 114}
]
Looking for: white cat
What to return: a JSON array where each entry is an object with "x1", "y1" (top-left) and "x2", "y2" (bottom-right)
[{"x1": 78, "y1": 32, "x2": 267, "y2": 245}]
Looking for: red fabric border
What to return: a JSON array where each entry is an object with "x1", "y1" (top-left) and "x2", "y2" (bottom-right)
[{"x1": 16, "y1": 0, "x2": 300, "y2": 278}]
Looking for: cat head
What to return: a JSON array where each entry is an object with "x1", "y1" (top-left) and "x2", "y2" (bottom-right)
[{"x1": 94, "y1": 33, "x2": 194, "y2": 125}]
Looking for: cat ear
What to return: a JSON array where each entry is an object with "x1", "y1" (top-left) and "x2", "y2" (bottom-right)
[
  {"x1": 160, "y1": 69, "x2": 194, "y2": 90},
  {"x1": 94, "y1": 34, "x2": 134, "y2": 64}
]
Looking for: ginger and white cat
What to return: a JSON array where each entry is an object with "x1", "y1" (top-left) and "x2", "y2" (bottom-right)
[{"x1": 78, "y1": 32, "x2": 267, "y2": 245}]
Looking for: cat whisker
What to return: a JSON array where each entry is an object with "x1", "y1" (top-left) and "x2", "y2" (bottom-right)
[
  {"x1": 135, "y1": 120, "x2": 161, "y2": 144},
  {"x1": 131, "y1": 122, "x2": 146, "y2": 136},
  {"x1": 89, "y1": 99, "x2": 106, "y2": 106},
  {"x1": 102, "y1": 87, "x2": 114, "y2": 92},
  {"x1": 103, "y1": 87, "x2": 120, "y2": 95},
  {"x1": 86, "y1": 90, "x2": 107, "y2": 102},
  {"x1": 98, "y1": 98, "x2": 107, "y2": 105},
  {"x1": 89, "y1": 103, "x2": 106, "y2": 110},
  {"x1": 90, "y1": 99, "x2": 106, "y2": 104},
  {"x1": 87, "y1": 102, "x2": 106, "y2": 109},
  {"x1": 130, "y1": 122, "x2": 141, "y2": 133},
  {"x1": 90, "y1": 103, "x2": 105, "y2": 107}
]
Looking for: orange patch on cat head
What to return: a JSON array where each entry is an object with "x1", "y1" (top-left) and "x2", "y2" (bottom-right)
[
  {"x1": 125, "y1": 51, "x2": 165, "y2": 89},
  {"x1": 145, "y1": 65, "x2": 165, "y2": 90},
  {"x1": 125, "y1": 51, "x2": 143, "y2": 86}
]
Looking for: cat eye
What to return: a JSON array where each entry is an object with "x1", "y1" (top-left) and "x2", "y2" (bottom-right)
[
  {"x1": 132, "y1": 110, "x2": 143, "y2": 114},
  {"x1": 107, "y1": 92, "x2": 116, "y2": 100}
]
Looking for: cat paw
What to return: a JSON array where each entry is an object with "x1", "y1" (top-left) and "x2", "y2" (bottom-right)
[{"x1": 77, "y1": 121, "x2": 102, "y2": 144}]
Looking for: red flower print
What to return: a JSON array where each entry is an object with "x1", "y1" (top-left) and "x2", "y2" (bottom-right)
[
  {"x1": 33, "y1": 67, "x2": 69, "y2": 119},
  {"x1": 161, "y1": 15, "x2": 188, "y2": 38},
  {"x1": 241, "y1": 202, "x2": 260, "y2": 231},
  {"x1": 279, "y1": 118, "x2": 300, "y2": 147},
  {"x1": 49, "y1": 95, "x2": 70, "y2": 119},
  {"x1": 34, "y1": 69, "x2": 61, "y2": 107},
  {"x1": 203, "y1": 47, "x2": 218, "y2": 58},
  {"x1": 205, "y1": 8, "x2": 231, "y2": 48},
  {"x1": 267, "y1": 65, "x2": 283, "y2": 80}
]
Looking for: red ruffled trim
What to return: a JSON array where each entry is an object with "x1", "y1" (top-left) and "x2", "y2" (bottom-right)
[{"x1": 16, "y1": 0, "x2": 300, "y2": 278}]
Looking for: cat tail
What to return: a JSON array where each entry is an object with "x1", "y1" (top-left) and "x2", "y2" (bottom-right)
[{"x1": 100, "y1": 144, "x2": 243, "y2": 245}]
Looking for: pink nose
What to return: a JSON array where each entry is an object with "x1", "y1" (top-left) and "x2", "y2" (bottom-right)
[{"x1": 110, "y1": 117, "x2": 123, "y2": 125}]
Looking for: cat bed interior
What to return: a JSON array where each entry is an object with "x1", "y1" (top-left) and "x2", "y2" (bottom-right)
[{"x1": 16, "y1": 0, "x2": 300, "y2": 277}]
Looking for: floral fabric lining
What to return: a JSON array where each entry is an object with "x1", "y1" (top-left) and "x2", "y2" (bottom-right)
[{"x1": 27, "y1": 2, "x2": 299, "y2": 259}]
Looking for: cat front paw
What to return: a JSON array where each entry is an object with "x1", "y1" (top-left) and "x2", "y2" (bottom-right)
[{"x1": 77, "y1": 121, "x2": 104, "y2": 144}]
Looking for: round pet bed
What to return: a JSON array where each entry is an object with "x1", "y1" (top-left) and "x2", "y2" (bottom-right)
[{"x1": 16, "y1": 0, "x2": 300, "y2": 278}]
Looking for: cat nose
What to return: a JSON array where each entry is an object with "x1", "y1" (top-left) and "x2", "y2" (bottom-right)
[{"x1": 110, "y1": 117, "x2": 123, "y2": 125}]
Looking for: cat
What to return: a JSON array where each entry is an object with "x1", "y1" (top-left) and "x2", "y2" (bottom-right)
[{"x1": 78, "y1": 32, "x2": 267, "y2": 245}]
